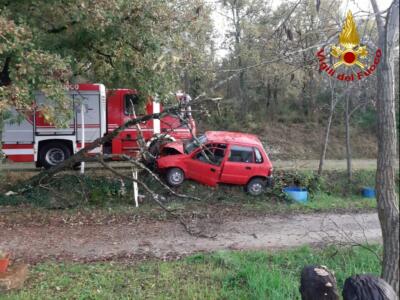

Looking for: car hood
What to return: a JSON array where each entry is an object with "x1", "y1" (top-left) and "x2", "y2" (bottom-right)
[{"x1": 162, "y1": 141, "x2": 184, "y2": 154}]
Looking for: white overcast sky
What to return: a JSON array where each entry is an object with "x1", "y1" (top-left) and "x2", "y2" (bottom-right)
[{"x1": 211, "y1": 0, "x2": 394, "y2": 58}]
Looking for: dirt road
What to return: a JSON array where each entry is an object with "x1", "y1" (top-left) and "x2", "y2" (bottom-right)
[
  {"x1": 0, "y1": 159, "x2": 386, "y2": 172},
  {"x1": 1, "y1": 212, "x2": 381, "y2": 263}
]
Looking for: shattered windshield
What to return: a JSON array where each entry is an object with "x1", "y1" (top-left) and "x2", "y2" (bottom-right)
[{"x1": 184, "y1": 135, "x2": 207, "y2": 154}]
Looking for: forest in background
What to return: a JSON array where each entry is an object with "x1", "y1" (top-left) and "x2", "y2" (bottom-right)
[{"x1": 0, "y1": 0, "x2": 398, "y2": 159}]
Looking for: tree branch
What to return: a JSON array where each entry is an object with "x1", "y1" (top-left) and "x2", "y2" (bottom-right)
[
  {"x1": 96, "y1": 156, "x2": 215, "y2": 238},
  {"x1": 23, "y1": 105, "x2": 182, "y2": 187}
]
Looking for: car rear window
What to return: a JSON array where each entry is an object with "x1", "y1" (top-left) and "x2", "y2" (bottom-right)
[
  {"x1": 254, "y1": 147, "x2": 263, "y2": 163},
  {"x1": 228, "y1": 145, "x2": 254, "y2": 163}
]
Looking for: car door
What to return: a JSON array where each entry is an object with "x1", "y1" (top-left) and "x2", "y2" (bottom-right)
[
  {"x1": 185, "y1": 143, "x2": 226, "y2": 186},
  {"x1": 220, "y1": 145, "x2": 256, "y2": 185}
]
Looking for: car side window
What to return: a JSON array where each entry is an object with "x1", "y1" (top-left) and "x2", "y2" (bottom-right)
[
  {"x1": 254, "y1": 147, "x2": 263, "y2": 163},
  {"x1": 194, "y1": 143, "x2": 227, "y2": 165},
  {"x1": 228, "y1": 145, "x2": 254, "y2": 163}
]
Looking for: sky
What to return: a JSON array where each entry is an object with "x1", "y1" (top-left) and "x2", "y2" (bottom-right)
[{"x1": 211, "y1": 0, "x2": 394, "y2": 58}]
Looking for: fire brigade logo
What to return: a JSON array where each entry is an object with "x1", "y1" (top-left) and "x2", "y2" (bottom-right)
[
  {"x1": 316, "y1": 10, "x2": 382, "y2": 81},
  {"x1": 331, "y1": 11, "x2": 368, "y2": 69}
]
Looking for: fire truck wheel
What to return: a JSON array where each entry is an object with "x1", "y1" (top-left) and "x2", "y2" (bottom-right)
[
  {"x1": 39, "y1": 142, "x2": 72, "y2": 169},
  {"x1": 246, "y1": 178, "x2": 265, "y2": 196},
  {"x1": 166, "y1": 168, "x2": 185, "y2": 186}
]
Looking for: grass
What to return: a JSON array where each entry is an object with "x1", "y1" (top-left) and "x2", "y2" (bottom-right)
[
  {"x1": 2, "y1": 245, "x2": 382, "y2": 300},
  {"x1": 0, "y1": 170, "x2": 383, "y2": 222},
  {"x1": 287, "y1": 192, "x2": 377, "y2": 212},
  {"x1": 178, "y1": 189, "x2": 378, "y2": 215}
]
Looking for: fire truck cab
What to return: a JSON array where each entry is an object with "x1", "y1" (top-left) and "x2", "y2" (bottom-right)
[{"x1": 1, "y1": 84, "x2": 195, "y2": 168}]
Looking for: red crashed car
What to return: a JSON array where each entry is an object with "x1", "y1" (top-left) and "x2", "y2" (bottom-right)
[{"x1": 156, "y1": 131, "x2": 273, "y2": 196}]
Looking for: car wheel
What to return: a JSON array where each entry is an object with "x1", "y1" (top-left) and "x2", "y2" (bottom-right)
[
  {"x1": 39, "y1": 142, "x2": 71, "y2": 169},
  {"x1": 246, "y1": 178, "x2": 265, "y2": 196},
  {"x1": 166, "y1": 168, "x2": 185, "y2": 187}
]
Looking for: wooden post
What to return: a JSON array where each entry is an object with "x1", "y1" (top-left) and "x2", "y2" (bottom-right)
[{"x1": 132, "y1": 168, "x2": 138, "y2": 207}]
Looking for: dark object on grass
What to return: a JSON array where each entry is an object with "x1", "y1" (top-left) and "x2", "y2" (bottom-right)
[
  {"x1": 342, "y1": 275, "x2": 397, "y2": 300},
  {"x1": 299, "y1": 265, "x2": 339, "y2": 300}
]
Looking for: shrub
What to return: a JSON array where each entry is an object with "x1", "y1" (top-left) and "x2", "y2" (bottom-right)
[{"x1": 267, "y1": 171, "x2": 324, "y2": 199}]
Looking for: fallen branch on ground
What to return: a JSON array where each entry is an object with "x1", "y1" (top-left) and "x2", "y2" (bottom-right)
[{"x1": 96, "y1": 156, "x2": 216, "y2": 238}]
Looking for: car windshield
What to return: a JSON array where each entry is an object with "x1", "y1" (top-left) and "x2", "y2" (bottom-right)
[{"x1": 184, "y1": 135, "x2": 207, "y2": 154}]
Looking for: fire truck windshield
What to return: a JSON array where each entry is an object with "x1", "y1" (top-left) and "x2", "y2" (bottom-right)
[{"x1": 184, "y1": 135, "x2": 207, "y2": 154}]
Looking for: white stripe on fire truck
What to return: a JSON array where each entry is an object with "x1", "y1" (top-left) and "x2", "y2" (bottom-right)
[
  {"x1": 76, "y1": 148, "x2": 102, "y2": 153},
  {"x1": 123, "y1": 129, "x2": 154, "y2": 131},
  {"x1": 2, "y1": 149, "x2": 34, "y2": 155},
  {"x1": 171, "y1": 129, "x2": 191, "y2": 131}
]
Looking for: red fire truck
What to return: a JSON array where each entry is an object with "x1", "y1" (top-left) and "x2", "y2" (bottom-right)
[{"x1": 1, "y1": 84, "x2": 195, "y2": 168}]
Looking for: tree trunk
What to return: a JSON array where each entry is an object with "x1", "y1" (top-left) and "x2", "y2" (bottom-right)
[
  {"x1": 183, "y1": 69, "x2": 190, "y2": 94},
  {"x1": 231, "y1": 1, "x2": 246, "y2": 114},
  {"x1": 376, "y1": 56, "x2": 399, "y2": 294},
  {"x1": 308, "y1": 69, "x2": 316, "y2": 122},
  {"x1": 301, "y1": 78, "x2": 308, "y2": 117},
  {"x1": 345, "y1": 93, "x2": 352, "y2": 184},
  {"x1": 238, "y1": 69, "x2": 246, "y2": 112},
  {"x1": 371, "y1": 0, "x2": 399, "y2": 293},
  {"x1": 318, "y1": 107, "x2": 333, "y2": 176},
  {"x1": 318, "y1": 80, "x2": 337, "y2": 175},
  {"x1": 266, "y1": 80, "x2": 271, "y2": 114}
]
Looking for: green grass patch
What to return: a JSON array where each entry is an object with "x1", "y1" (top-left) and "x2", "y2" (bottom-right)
[
  {"x1": 3, "y1": 245, "x2": 382, "y2": 300},
  {"x1": 288, "y1": 192, "x2": 377, "y2": 212}
]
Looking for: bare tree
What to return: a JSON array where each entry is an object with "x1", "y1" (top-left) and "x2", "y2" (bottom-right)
[{"x1": 370, "y1": 0, "x2": 399, "y2": 293}]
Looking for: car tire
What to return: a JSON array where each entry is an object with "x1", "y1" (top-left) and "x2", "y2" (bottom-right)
[
  {"x1": 166, "y1": 168, "x2": 185, "y2": 187},
  {"x1": 246, "y1": 178, "x2": 265, "y2": 196},
  {"x1": 39, "y1": 142, "x2": 71, "y2": 169}
]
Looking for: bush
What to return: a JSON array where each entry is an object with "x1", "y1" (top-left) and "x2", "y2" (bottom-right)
[{"x1": 266, "y1": 171, "x2": 324, "y2": 200}]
